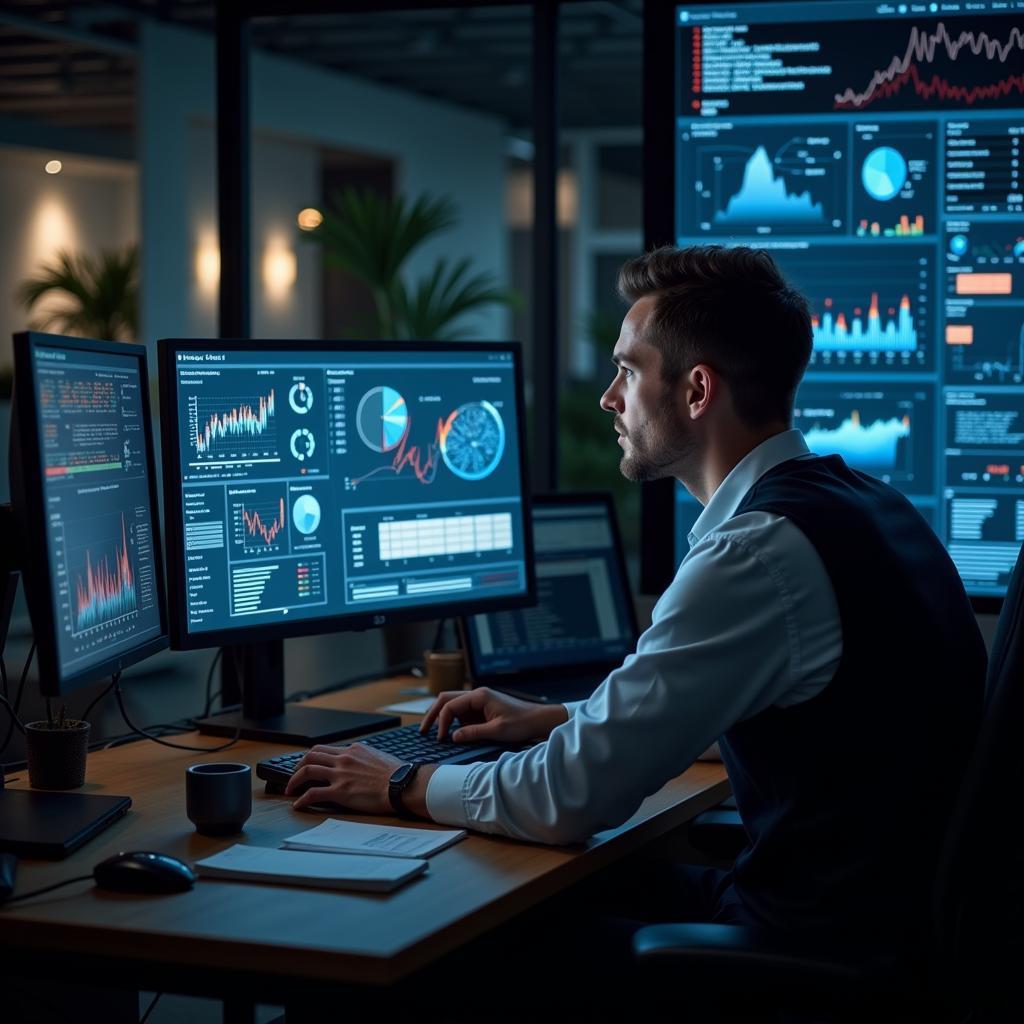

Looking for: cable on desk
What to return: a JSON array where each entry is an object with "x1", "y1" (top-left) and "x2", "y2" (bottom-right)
[
  {"x1": 0, "y1": 692, "x2": 24, "y2": 736},
  {"x1": 114, "y1": 676, "x2": 241, "y2": 752},
  {"x1": 2, "y1": 875, "x2": 93, "y2": 904},
  {"x1": 81, "y1": 674, "x2": 119, "y2": 725},
  {"x1": 203, "y1": 648, "x2": 223, "y2": 718},
  {"x1": 0, "y1": 642, "x2": 35, "y2": 757},
  {"x1": 139, "y1": 992, "x2": 162, "y2": 1024}
]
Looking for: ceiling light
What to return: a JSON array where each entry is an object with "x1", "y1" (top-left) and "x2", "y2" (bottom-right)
[
  {"x1": 297, "y1": 208, "x2": 323, "y2": 231},
  {"x1": 45, "y1": 160, "x2": 62, "y2": 175}
]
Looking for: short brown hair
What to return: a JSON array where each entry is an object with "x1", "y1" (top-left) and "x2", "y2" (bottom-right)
[{"x1": 617, "y1": 245, "x2": 812, "y2": 428}]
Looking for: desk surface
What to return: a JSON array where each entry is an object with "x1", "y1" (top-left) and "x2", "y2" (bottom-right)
[{"x1": 1, "y1": 676, "x2": 729, "y2": 990}]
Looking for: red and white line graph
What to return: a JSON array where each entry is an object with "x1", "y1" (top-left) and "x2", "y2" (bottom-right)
[{"x1": 834, "y1": 21, "x2": 1024, "y2": 110}]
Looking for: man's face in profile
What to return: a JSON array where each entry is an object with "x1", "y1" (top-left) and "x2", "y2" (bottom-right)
[{"x1": 600, "y1": 297, "x2": 695, "y2": 483}]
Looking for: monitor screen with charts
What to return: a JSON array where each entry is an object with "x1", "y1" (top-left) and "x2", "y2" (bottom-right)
[
  {"x1": 159, "y1": 340, "x2": 534, "y2": 649},
  {"x1": 669, "y1": 0, "x2": 1024, "y2": 600},
  {"x1": 9, "y1": 332, "x2": 167, "y2": 694},
  {"x1": 462, "y1": 495, "x2": 638, "y2": 697}
]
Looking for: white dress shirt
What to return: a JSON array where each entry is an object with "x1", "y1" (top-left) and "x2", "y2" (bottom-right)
[{"x1": 425, "y1": 429, "x2": 843, "y2": 844}]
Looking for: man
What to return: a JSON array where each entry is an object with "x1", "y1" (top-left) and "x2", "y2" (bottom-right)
[{"x1": 286, "y1": 245, "x2": 985, "y2": 939}]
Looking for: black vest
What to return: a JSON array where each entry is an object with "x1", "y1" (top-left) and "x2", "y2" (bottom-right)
[{"x1": 720, "y1": 454, "x2": 986, "y2": 936}]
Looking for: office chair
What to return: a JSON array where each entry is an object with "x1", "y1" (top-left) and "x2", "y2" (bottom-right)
[{"x1": 633, "y1": 550, "x2": 1024, "y2": 1022}]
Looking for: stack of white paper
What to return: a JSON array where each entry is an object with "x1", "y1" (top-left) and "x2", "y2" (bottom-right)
[
  {"x1": 195, "y1": 844, "x2": 428, "y2": 892},
  {"x1": 282, "y1": 818, "x2": 466, "y2": 859}
]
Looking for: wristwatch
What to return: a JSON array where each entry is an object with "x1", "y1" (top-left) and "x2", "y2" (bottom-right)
[{"x1": 388, "y1": 762, "x2": 421, "y2": 818}]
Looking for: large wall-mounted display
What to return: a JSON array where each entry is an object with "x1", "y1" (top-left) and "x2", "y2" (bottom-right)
[{"x1": 670, "y1": 0, "x2": 1024, "y2": 598}]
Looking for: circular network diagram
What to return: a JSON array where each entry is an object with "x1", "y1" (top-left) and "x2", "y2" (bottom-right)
[
  {"x1": 292, "y1": 493, "x2": 321, "y2": 535},
  {"x1": 357, "y1": 386, "x2": 409, "y2": 453},
  {"x1": 861, "y1": 147, "x2": 907, "y2": 202},
  {"x1": 441, "y1": 401, "x2": 505, "y2": 481},
  {"x1": 290, "y1": 428, "x2": 315, "y2": 462},
  {"x1": 289, "y1": 381, "x2": 313, "y2": 414}
]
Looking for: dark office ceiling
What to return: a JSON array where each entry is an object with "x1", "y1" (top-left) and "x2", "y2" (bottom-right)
[{"x1": 0, "y1": 1, "x2": 643, "y2": 142}]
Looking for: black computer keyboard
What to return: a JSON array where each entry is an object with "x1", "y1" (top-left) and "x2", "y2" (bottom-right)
[{"x1": 256, "y1": 723, "x2": 508, "y2": 794}]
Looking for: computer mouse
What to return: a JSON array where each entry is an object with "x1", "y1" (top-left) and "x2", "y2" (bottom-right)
[{"x1": 93, "y1": 851, "x2": 196, "y2": 894}]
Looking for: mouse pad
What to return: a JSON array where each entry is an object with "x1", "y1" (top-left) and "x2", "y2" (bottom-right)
[{"x1": 0, "y1": 789, "x2": 131, "y2": 860}]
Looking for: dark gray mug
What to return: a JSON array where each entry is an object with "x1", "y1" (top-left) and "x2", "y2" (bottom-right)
[{"x1": 186, "y1": 762, "x2": 252, "y2": 836}]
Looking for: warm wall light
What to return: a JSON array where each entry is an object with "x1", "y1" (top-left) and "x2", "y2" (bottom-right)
[
  {"x1": 44, "y1": 160, "x2": 62, "y2": 175},
  {"x1": 263, "y1": 237, "x2": 297, "y2": 301},
  {"x1": 195, "y1": 231, "x2": 220, "y2": 296},
  {"x1": 297, "y1": 207, "x2": 323, "y2": 231}
]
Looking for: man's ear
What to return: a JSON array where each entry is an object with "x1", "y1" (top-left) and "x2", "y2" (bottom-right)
[{"x1": 686, "y1": 364, "x2": 716, "y2": 420}]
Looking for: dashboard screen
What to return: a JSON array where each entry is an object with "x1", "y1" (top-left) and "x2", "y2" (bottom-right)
[
  {"x1": 674, "y1": 0, "x2": 1024, "y2": 596},
  {"x1": 33, "y1": 343, "x2": 164, "y2": 678},
  {"x1": 165, "y1": 344, "x2": 530, "y2": 638}
]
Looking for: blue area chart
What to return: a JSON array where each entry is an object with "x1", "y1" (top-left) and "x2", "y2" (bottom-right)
[
  {"x1": 803, "y1": 411, "x2": 910, "y2": 472},
  {"x1": 440, "y1": 401, "x2": 506, "y2": 481},
  {"x1": 861, "y1": 147, "x2": 908, "y2": 201},
  {"x1": 715, "y1": 146, "x2": 824, "y2": 225},
  {"x1": 356, "y1": 386, "x2": 409, "y2": 453}
]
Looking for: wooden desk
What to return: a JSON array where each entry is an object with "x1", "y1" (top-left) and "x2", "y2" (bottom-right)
[{"x1": 1, "y1": 676, "x2": 729, "y2": 1001}]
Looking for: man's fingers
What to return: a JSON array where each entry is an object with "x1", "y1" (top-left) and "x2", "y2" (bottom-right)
[
  {"x1": 420, "y1": 691, "x2": 461, "y2": 733},
  {"x1": 435, "y1": 692, "x2": 474, "y2": 738},
  {"x1": 451, "y1": 721, "x2": 491, "y2": 744},
  {"x1": 292, "y1": 783, "x2": 339, "y2": 811},
  {"x1": 296, "y1": 751, "x2": 340, "y2": 770},
  {"x1": 284, "y1": 763, "x2": 334, "y2": 794}
]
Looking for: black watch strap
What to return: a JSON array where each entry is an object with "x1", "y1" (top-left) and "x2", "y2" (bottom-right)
[{"x1": 388, "y1": 762, "x2": 421, "y2": 818}]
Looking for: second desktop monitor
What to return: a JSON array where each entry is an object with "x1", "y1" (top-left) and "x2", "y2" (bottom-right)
[{"x1": 159, "y1": 340, "x2": 534, "y2": 649}]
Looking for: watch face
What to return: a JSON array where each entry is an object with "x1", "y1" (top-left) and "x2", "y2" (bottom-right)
[{"x1": 390, "y1": 763, "x2": 416, "y2": 786}]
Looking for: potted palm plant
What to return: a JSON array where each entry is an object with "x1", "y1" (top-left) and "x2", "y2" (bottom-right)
[
  {"x1": 16, "y1": 246, "x2": 139, "y2": 342},
  {"x1": 304, "y1": 188, "x2": 517, "y2": 340}
]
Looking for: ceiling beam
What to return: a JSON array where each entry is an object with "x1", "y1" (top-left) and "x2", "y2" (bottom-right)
[{"x1": 0, "y1": 11, "x2": 136, "y2": 56}]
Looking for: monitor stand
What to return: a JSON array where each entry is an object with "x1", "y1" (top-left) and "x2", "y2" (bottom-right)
[{"x1": 193, "y1": 640, "x2": 399, "y2": 746}]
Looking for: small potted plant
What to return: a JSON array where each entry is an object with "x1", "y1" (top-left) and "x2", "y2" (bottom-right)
[{"x1": 25, "y1": 703, "x2": 90, "y2": 790}]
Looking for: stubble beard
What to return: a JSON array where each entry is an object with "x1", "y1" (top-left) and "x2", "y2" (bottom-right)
[{"x1": 618, "y1": 392, "x2": 697, "y2": 483}]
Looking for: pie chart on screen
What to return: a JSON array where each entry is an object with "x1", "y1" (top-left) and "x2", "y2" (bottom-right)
[
  {"x1": 861, "y1": 147, "x2": 907, "y2": 202},
  {"x1": 292, "y1": 494, "x2": 321, "y2": 535},
  {"x1": 356, "y1": 386, "x2": 409, "y2": 453}
]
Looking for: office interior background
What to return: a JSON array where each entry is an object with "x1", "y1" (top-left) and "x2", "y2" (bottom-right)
[
  {"x1": 0, "y1": 0, "x2": 649, "y2": 766},
  {"x1": 1, "y1": 0, "x2": 1021, "y2": 1018}
]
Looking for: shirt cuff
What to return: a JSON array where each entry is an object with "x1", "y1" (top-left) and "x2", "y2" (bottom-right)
[
  {"x1": 563, "y1": 700, "x2": 585, "y2": 717},
  {"x1": 425, "y1": 763, "x2": 478, "y2": 827}
]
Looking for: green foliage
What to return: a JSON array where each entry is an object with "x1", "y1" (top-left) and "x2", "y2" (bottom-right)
[
  {"x1": 17, "y1": 246, "x2": 139, "y2": 342},
  {"x1": 559, "y1": 309, "x2": 640, "y2": 552},
  {"x1": 304, "y1": 188, "x2": 517, "y2": 339}
]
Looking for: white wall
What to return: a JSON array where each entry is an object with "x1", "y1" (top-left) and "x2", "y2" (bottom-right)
[
  {"x1": 0, "y1": 148, "x2": 137, "y2": 368},
  {"x1": 186, "y1": 121, "x2": 321, "y2": 340},
  {"x1": 140, "y1": 20, "x2": 509, "y2": 353}
]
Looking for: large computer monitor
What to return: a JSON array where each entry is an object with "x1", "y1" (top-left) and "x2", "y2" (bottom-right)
[
  {"x1": 642, "y1": 0, "x2": 1024, "y2": 608},
  {"x1": 7, "y1": 332, "x2": 168, "y2": 695},
  {"x1": 159, "y1": 339, "x2": 535, "y2": 741}
]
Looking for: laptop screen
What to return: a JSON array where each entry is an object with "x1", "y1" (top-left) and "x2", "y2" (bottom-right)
[{"x1": 464, "y1": 497, "x2": 637, "y2": 677}]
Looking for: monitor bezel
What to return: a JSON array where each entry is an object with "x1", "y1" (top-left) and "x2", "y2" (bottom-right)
[
  {"x1": 9, "y1": 331, "x2": 170, "y2": 696},
  {"x1": 158, "y1": 337, "x2": 537, "y2": 651},
  {"x1": 461, "y1": 490, "x2": 641, "y2": 685},
  {"x1": 640, "y1": 0, "x2": 1005, "y2": 614}
]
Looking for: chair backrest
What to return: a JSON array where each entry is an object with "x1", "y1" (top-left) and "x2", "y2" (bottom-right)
[{"x1": 932, "y1": 551, "x2": 1024, "y2": 1002}]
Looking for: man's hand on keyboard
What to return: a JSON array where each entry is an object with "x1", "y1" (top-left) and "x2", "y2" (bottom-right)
[
  {"x1": 284, "y1": 743, "x2": 402, "y2": 814},
  {"x1": 421, "y1": 687, "x2": 569, "y2": 745}
]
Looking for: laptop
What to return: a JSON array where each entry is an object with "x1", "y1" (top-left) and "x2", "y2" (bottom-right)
[
  {"x1": 0, "y1": 790, "x2": 131, "y2": 859},
  {"x1": 460, "y1": 493, "x2": 640, "y2": 704}
]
